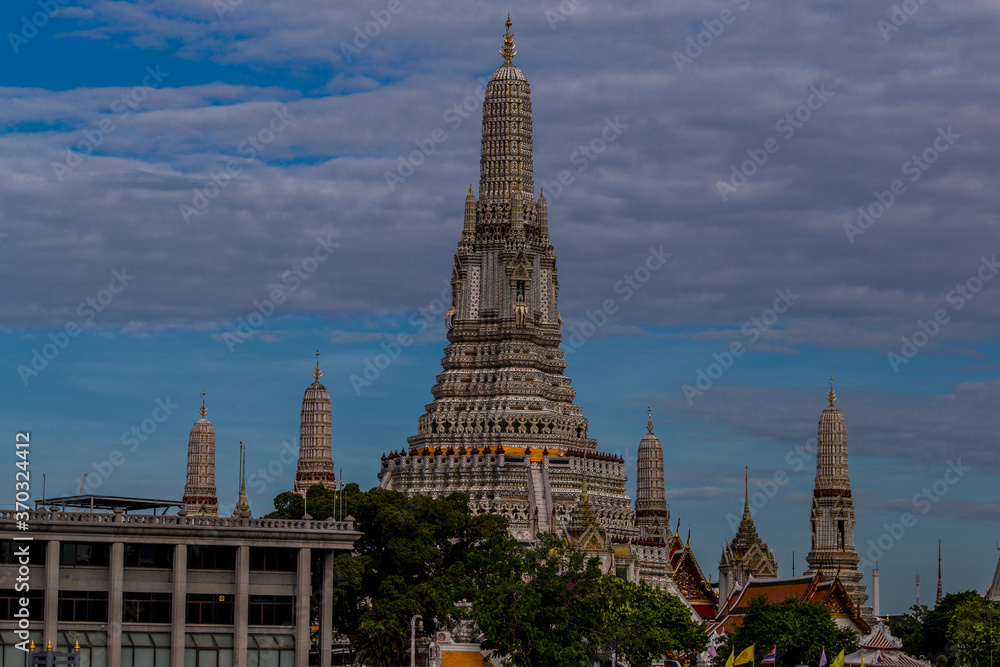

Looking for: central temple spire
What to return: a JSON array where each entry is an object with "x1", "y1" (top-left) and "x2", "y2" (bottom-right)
[
  {"x1": 380, "y1": 21, "x2": 638, "y2": 545},
  {"x1": 478, "y1": 16, "x2": 534, "y2": 207}
]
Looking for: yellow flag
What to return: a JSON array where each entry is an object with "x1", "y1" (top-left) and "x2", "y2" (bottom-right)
[
  {"x1": 831, "y1": 650, "x2": 845, "y2": 667},
  {"x1": 726, "y1": 651, "x2": 735, "y2": 667},
  {"x1": 734, "y1": 645, "x2": 755, "y2": 666}
]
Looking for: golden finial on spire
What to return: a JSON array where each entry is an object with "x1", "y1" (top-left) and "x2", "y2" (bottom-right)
[
  {"x1": 827, "y1": 376, "x2": 837, "y2": 406},
  {"x1": 468, "y1": 183, "x2": 473, "y2": 195},
  {"x1": 647, "y1": 407, "x2": 653, "y2": 434},
  {"x1": 313, "y1": 350, "x2": 323, "y2": 382},
  {"x1": 199, "y1": 392, "x2": 207, "y2": 418},
  {"x1": 500, "y1": 14, "x2": 516, "y2": 63}
]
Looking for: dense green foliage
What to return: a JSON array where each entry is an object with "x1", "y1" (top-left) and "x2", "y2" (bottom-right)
[
  {"x1": 948, "y1": 597, "x2": 1000, "y2": 667},
  {"x1": 889, "y1": 604, "x2": 929, "y2": 658},
  {"x1": 889, "y1": 592, "x2": 999, "y2": 666},
  {"x1": 713, "y1": 596, "x2": 858, "y2": 667},
  {"x1": 269, "y1": 486, "x2": 708, "y2": 667},
  {"x1": 600, "y1": 574, "x2": 709, "y2": 667},
  {"x1": 470, "y1": 533, "x2": 707, "y2": 667}
]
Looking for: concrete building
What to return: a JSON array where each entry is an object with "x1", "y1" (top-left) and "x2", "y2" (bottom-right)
[{"x1": 0, "y1": 497, "x2": 360, "y2": 667}]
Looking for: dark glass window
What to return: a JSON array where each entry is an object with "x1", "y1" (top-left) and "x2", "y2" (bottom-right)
[
  {"x1": 123, "y1": 592, "x2": 172, "y2": 623},
  {"x1": 0, "y1": 589, "x2": 44, "y2": 620},
  {"x1": 187, "y1": 546, "x2": 236, "y2": 570},
  {"x1": 124, "y1": 544, "x2": 174, "y2": 569},
  {"x1": 58, "y1": 591, "x2": 108, "y2": 622},
  {"x1": 186, "y1": 594, "x2": 234, "y2": 625},
  {"x1": 0, "y1": 541, "x2": 46, "y2": 565},
  {"x1": 247, "y1": 595, "x2": 295, "y2": 626},
  {"x1": 60, "y1": 542, "x2": 111, "y2": 567},
  {"x1": 249, "y1": 547, "x2": 296, "y2": 572}
]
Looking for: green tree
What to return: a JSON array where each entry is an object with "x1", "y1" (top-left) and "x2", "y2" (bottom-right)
[
  {"x1": 921, "y1": 591, "x2": 987, "y2": 665},
  {"x1": 948, "y1": 598, "x2": 1000, "y2": 667},
  {"x1": 470, "y1": 534, "x2": 706, "y2": 667},
  {"x1": 714, "y1": 596, "x2": 858, "y2": 667},
  {"x1": 470, "y1": 533, "x2": 606, "y2": 667},
  {"x1": 600, "y1": 575, "x2": 708, "y2": 667},
  {"x1": 890, "y1": 605, "x2": 929, "y2": 658},
  {"x1": 268, "y1": 485, "x2": 507, "y2": 665}
]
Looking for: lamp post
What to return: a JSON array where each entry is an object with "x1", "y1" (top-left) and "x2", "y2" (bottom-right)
[{"x1": 410, "y1": 614, "x2": 423, "y2": 667}]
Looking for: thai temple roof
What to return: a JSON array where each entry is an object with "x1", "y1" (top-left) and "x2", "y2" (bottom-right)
[{"x1": 711, "y1": 573, "x2": 870, "y2": 636}]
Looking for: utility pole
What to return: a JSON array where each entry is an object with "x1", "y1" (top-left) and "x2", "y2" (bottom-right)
[{"x1": 410, "y1": 614, "x2": 422, "y2": 667}]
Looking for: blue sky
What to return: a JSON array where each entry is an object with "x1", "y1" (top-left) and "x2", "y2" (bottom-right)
[{"x1": 1, "y1": 0, "x2": 998, "y2": 615}]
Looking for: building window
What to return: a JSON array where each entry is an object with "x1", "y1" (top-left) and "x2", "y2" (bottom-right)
[
  {"x1": 0, "y1": 589, "x2": 44, "y2": 620},
  {"x1": 0, "y1": 541, "x2": 46, "y2": 565},
  {"x1": 186, "y1": 594, "x2": 234, "y2": 625},
  {"x1": 248, "y1": 596, "x2": 295, "y2": 626},
  {"x1": 837, "y1": 520, "x2": 846, "y2": 550},
  {"x1": 185, "y1": 633, "x2": 234, "y2": 667},
  {"x1": 60, "y1": 542, "x2": 111, "y2": 567},
  {"x1": 121, "y1": 632, "x2": 170, "y2": 667},
  {"x1": 187, "y1": 546, "x2": 236, "y2": 570},
  {"x1": 125, "y1": 544, "x2": 174, "y2": 569},
  {"x1": 247, "y1": 635, "x2": 295, "y2": 667},
  {"x1": 123, "y1": 593, "x2": 172, "y2": 624},
  {"x1": 59, "y1": 591, "x2": 109, "y2": 623},
  {"x1": 248, "y1": 548, "x2": 296, "y2": 572},
  {"x1": 1, "y1": 630, "x2": 43, "y2": 667},
  {"x1": 615, "y1": 567, "x2": 628, "y2": 580},
  {"x1": 57, "y1": 631, "x2": 107, "y2": 667}
]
